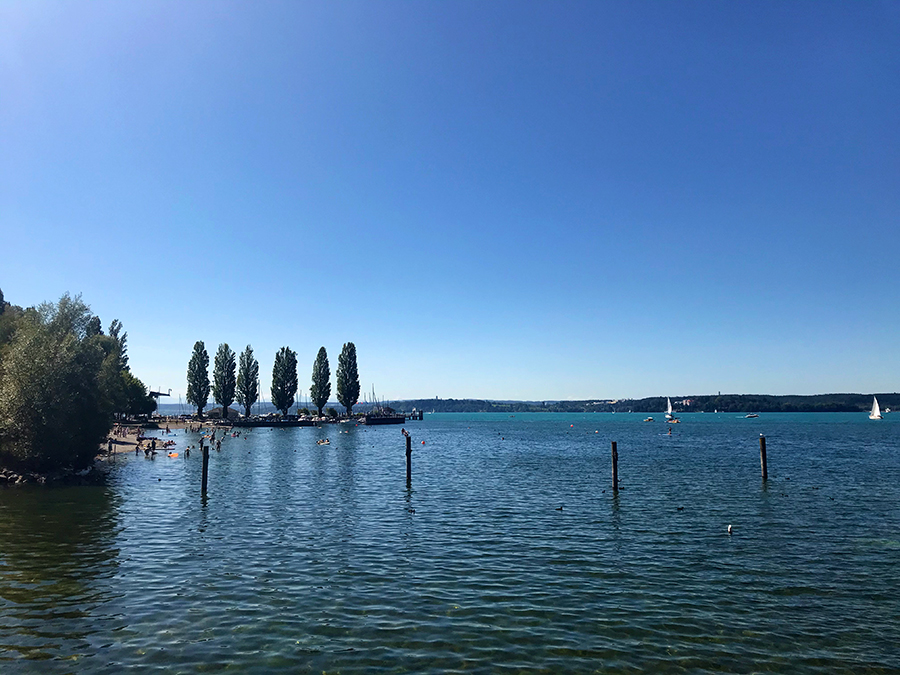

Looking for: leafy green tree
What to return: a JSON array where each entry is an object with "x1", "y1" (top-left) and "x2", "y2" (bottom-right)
[
  {"x1": 213, "y1": 343, "x2": 236, "y2": 418},
  {"x1": 310, "y1": 347, "x2": 331, "y2": 416},
  {"x1": 98, "y1": 345, "x2": 126, "y2": 414},
  {"x1": 0, "y1": 288, "x2": 5, "y2": 316},
  {"x1": 0, "y1": 303, "x2": 26, "y2": 356},
  {"x1": 86, "y1": 316, "x2": 102, "y2": 337},
  {"x1": 0, "y1": 294, "x2": 110, "y2": 472},
  {"x1": 122, "y1": 371, "x2": 157, "y2": 416},
  {"x1": 336, "y1": 342, "x2": 360, "y2": 416},
  {"x1": 108, "y1": 319, "x2": 128, "y2": 369},
  {"x1": 235, "y1": 345, "x2": 259, "y2": 417},
  {"x1": 326, "y1": 407, "x2": 338, "y2": 419},
  {"x1": 186, "y1": 341, "x2": 210, "y2": 417},
  {"x1": 271, "y1": 346, "x2": 298, "y2": 416}
]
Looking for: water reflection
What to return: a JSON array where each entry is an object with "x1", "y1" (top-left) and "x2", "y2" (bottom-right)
[
  {"x1": 0, "y1": 415, "x2": 898, "y2": 673},
  {"x1": 0, "y1": 485, "x2": 119, "y2": 662}
]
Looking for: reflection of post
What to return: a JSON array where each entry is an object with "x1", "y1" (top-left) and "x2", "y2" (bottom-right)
[
  {"x1": 759, "y1": 434, "x2": 767, "y2": 481},
  {"x1": 406, "y1": 434, "x2": 412, "y2": 484},
  {"x1": 201, "y1": 441, "x2": 209, "y2": 495},
  {"x1": 611, "y1": 441, "x2": 618, "y2": 492}
]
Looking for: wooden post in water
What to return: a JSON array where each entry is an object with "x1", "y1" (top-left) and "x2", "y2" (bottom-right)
[
  {"x1": 405, "y1": 434, "x2": 412, "y2": 484},
  {"x1": 611, "y1": 441, "x2": 618, "y2": 492},
  {"x1": 201, "y1": 441, "x2": 210, "y2": 495},
  {"x1": 759, "y1": 434, "x2": 767, "y2": 481}
]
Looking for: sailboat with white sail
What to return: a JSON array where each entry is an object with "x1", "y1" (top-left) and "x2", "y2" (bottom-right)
[
  {"x1": 665, "y1": 397, "x2": 679, "y2": 422},
  {"x1": 869, "y1": 396, "x2": 883, "y2": 420}
]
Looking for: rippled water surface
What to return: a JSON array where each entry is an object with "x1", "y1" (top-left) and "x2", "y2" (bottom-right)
[{"x1": 1, "y1": 413, "x2": 899, "y2": 673}]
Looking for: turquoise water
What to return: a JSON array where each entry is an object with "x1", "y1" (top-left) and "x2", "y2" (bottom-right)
[{"x1": 1, "y1": 413, "x2": 899, "y2": 673}]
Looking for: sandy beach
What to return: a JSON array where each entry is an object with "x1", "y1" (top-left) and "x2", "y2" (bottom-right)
[{"x1": 99, "y1": 419, "x2": 211, "y2": 457}]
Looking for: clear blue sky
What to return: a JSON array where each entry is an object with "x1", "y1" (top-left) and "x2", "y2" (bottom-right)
[{"x1": 2, "y1": 1, "x2": 898, "y2": 402}]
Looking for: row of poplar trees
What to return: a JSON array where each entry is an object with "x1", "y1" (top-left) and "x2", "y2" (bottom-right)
[{"x1": 186, "y1": 341, "x2": 360, "y2": 418}]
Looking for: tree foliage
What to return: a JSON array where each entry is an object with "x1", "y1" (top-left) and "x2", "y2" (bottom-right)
[
  {"x1": 186, "y1": 341, "x2": 210, "y2": 416},
  {"x1": 121, "y1": 370, "x2": 157, "y2": 416},
  {"x1": 86, "y1": 316, "x2": 102, "y2": 337},
  {"x1": 271, "y1": 346, "x2": 298, "y2": 416},
  {"x1": 310, "y1": 347, "x2": 331, "y2": 416},
  {"x1": 0, "y1": 296, "x2": 109, "y2": 471},
  {"x1": 336, "y1": 342, "x2": 360, "y2": 416},
  {"x1": 0, "y1": 302, "x2": 27, "y2": 354},
  {"x1": 235, "y1": 345, "x2": 259, "y2": 417},
  {"x1": 107, "y1": 319, "x2": 128, "y2": 369},
  {"x1": 0, "y1": 293, "x2": 155, "y2": 472},
  {"x1": 213, "y1": 343, "x2": 236, "y2": 416}
]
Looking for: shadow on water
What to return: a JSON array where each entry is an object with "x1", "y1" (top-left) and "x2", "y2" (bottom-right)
[{"x1": 0, "y1": 485, "x2": 120, "y2": 663}]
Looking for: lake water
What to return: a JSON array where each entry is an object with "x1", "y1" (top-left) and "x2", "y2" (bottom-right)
[{"x1": 1, "y1": 413, "x2": 899, "y2": 673}]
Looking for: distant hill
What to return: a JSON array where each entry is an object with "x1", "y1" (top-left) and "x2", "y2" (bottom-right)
[
  {"x1": 157, "y1": 393, "x2": 899, "y2": 416},
  {"x1": 384, "y1": 394, "x2": 900, "y2": 414}
]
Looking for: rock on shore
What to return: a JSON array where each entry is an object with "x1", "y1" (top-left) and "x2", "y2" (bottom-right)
[{"x1": 0, "y1": 465, "x2": 105, "y2": 486}]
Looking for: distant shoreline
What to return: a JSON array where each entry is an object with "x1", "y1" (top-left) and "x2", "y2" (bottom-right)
[{"x1": 155, "y1": 393, "x2": 899, "y2": 416}]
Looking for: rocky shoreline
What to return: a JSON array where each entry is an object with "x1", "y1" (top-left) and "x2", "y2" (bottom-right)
[{"x1": 0, "y1": 463, "x2": 108, "y2": 487}]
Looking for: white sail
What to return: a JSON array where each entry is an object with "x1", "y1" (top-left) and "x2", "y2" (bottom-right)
[
  {"x1": 665, "y1": 397, "x2": 675, "y2": 419},
  {"x1": 870, "y1": 396, "x2": 882, "y2": 420}
]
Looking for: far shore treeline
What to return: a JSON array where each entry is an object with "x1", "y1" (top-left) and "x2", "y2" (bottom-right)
[
  {"x1": 0, "y1": 290, "x2": 157, "y2": 472},
  {"x1": 186, "y1": 340, "x2": 361, "y2": 418},
  {"x1": 390, "y1": 394, "x2": 900, "y2": 414}
]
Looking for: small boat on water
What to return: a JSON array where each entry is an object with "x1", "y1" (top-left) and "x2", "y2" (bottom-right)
[
  {"x1": 316, "y1": 438, "x2": 330, "y2": 445},
  {"x1": 869, "y1": 396, "x2": 883, "y2": 420},
  {"x1": 745, "y1": 413, "x2": 759, "y2": 418},
  {"x1": 664, "y1": 398, "x2": 680, "y2": 422},
  {"x1": 665, "y1": 398, "x2": 675, "y2": 421},
  {"x1": 643, "y1": 417, "x2": 654, "y2": 422}
]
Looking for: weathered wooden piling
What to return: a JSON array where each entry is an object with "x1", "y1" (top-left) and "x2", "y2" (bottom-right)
[
  {"x1": 759, "y1": 434, "x2": 767, "y2": 481},
  {"x1": 201, "y1": 441, "x2": 210, "y2": 495},
  {"x1": 406, "y1": 434, "x2": 412, "y2": 484},
  {"x1": 611, "y1": 441, "x2": 618, "y2": 491}
]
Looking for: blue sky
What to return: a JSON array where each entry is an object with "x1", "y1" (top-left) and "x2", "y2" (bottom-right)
[{"x1": 1, "y1": 1, "x2": 898, "y2": 402}]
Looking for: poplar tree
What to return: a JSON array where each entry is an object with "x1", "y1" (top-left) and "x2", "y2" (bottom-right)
[
  {"x1": 108, "y1": 319, "x2": 128, "y2": 369},
  {"x1": 336, "y1": 342, "x2": 360, "y2": 416},
  {"x1": 271, "y1": 346, "x2": 298, "y2": 416},
  {"x1": 213, "y1": 343, "x2": 236, "y2": 419},
  {"x1": 310, "y1": 347, "x2": 331, "y2": 416},
  {"x1": 235, "y1": 345, "x2": 259, "y2": 417},
  {"x1": 186, "y1": 341, "x2": 210, "y2": 417}
]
